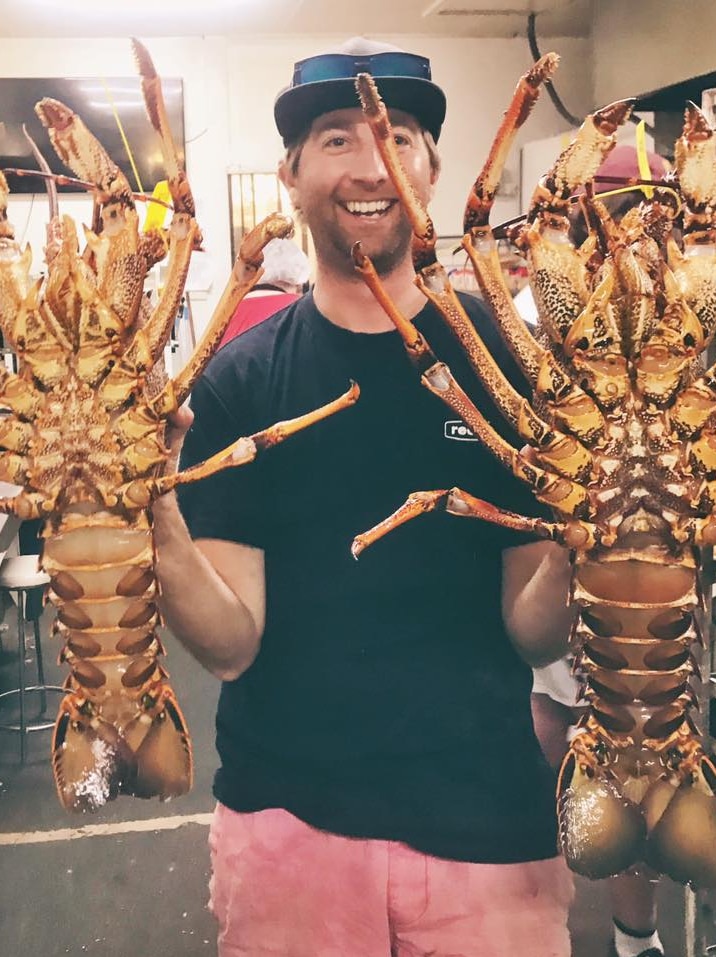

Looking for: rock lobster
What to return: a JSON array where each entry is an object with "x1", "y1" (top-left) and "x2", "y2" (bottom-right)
[
  {"x1": 350, "y1": 55, "x2": 716, "y2": 887},
  {"x1": 0, "y1": 40, "x2": 356, "y2": 811}
]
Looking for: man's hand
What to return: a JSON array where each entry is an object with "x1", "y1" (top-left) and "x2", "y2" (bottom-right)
[
  {"x1": 164, "y1": 403, "x2": 194, "y2": 476},
  {"x1": 153, "y1": 404, "x2": 194, "y2": 523}
]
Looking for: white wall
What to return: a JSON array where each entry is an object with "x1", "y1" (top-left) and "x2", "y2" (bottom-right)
[
  {"x1": 0, "y1": 33, "x2": 592, "y2": 335},
  {"x1": 593, "y1": 0, "x2": 716, "y2": 106}
]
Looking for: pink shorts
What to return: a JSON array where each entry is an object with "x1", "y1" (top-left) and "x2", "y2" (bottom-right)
[{"x1": 208, "y1": 803, "x2": 573, "y2": 957}]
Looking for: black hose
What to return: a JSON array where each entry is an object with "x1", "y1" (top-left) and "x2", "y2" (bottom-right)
[
  {"x1": 527, "y1": 13, "x2": 581, "y2": 128},
  {"x1": 526, "y1": 12, "x2": 656, "y2": 137}
]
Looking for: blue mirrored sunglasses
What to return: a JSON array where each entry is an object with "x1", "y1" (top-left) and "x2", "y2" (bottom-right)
[{"x1": 292, "y1": 52, "x2": 432, "y2": 88}]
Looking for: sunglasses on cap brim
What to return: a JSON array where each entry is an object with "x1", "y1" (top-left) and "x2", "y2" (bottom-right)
[{"x1": 291, "y1": 52, "x2": 433, "y2": 87}]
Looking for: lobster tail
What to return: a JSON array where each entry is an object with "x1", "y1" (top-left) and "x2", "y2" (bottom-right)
[
  {"x1": 644, "y1": 759, "x2": 716, "y2": 887},
  {"x1": 44, "y1": 510, "x2": 192, "y2": 810},
  {"x1": 557, "y1": 755, "x2": 646, "y2": 879}
]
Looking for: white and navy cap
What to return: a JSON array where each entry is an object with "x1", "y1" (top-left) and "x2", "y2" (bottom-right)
[{"x1": 274, "y1": 37, "x2": 447, "y2": 146}]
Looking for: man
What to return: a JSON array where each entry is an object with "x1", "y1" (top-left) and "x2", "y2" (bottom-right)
[{"x1": 153, "y1": 37, "x2": 575, "y2": 957}]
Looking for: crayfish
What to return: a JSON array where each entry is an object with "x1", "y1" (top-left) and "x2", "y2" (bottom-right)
[
  {"x1": 0, "y1": 40, "x2": 356, "y2": 811},
  {"x1": 351, "y1": 55, "x2": 716, "y2": 887}
]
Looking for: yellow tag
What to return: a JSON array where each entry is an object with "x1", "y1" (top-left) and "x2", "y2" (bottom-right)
[
  {"x1": 595, "y1": 121, "x2": 658, "y2": 204},
  {"x1": 635, "y1": 120, "x2": 654, "y2": 199},
  {"x1": 143, "y1": 180, "x2": 171, "y2": 232}
]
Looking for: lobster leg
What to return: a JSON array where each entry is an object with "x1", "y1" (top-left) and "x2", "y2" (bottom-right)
[
  {"x1": 132, "y1": 39, "x2": 197, "y2": 224},
  {"x1": 352, "y1": 486, "x2": 603, "y2": 559},
  {"x1": 123, "y1": 38, "x2": 202, "y2": 367},
  {"x1": 464, "y1": 93, "x2": 635, "y2": 443},
  {"x1": 0, "y1": 177, "x2": 74, "y2": 398},
  {"x1": 463, "y1": 53, "x2": 559, "y2": 231},
  {"x1": 355, "y1": 75, "x2": 603, "y2": 488},
  {"x1": 460, "y1": 225, "x2": 544, "y2": 384},
  {"x1": 356, "y1": 71, "x2": 546, "y2": 374},
  {"x1": 151, "y1": 212, "x2": 297, "y2": 417},
  {"x1": 126, "y1": 215, "x2": 199, "y2": 368},
  {"x1": 513, "y1": 101, "x2": 633, "y2": 341},
  {"x1": 352, "y1": 237, "x2": 593, "y2": 488},
  {"x1": 35, "y1": 98, "x2": 154, "y2": 336},
  {"x1": 139, "y1": 381, "x2": 360, "y2": 503}
]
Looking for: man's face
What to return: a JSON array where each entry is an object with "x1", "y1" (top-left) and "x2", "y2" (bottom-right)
[{"x1": 281, "y1": 107, "x2": 437, "y2": 280}]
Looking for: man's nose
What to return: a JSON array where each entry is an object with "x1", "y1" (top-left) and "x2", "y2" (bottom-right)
[{"x1": 350, "y1": 140, "x2": 389, "y2": 185}]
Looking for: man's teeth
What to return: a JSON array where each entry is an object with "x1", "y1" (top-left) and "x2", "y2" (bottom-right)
[{"x1": 344, "y1": 200, "x2": 393, "y2": 215}]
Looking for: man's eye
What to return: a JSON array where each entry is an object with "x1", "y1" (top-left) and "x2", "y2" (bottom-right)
[
  {"x1": 393, "y1": 133, "x2": 412, "y2": 147},
  {"x1": 325, "y1": 135, "x2": 348, "y2": 148}
]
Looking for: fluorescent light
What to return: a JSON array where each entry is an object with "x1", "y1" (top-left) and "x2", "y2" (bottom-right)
[
  {"x1": 32, "y1": 0, "x2": 246, "y2": 10},
  {"x1": 85, "y1": 100, "x2": 147, "y2": 110}
]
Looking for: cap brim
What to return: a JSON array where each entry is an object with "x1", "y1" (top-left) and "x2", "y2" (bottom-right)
[{"x1": 274, "y1": 75, "x2": 446, "y2": 145}]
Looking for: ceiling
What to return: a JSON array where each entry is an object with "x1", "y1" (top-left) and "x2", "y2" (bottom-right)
[{"x1": 1, "y1": 0, "x2": 593, "y2": 39}]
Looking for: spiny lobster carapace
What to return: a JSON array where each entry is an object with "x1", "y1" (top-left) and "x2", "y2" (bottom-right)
[
  {"x1": 351, "y1": 56, "x2": 716, "y2": 887},
  {"x1": 0, "y1": 41, "x2": 356, "y2": 811}
]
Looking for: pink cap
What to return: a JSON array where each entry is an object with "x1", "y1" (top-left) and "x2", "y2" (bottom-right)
[{"x1": 595, "y1": 144, "x2": 668, "y2": 183}]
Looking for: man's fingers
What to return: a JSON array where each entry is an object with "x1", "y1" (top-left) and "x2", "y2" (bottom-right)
[
  {"x1": 169, "y1": 404, "x2": 194, "y2": 435},
  {"x1": 166, "y1": 405, "x2": 194, "y2": 448},
  {"x1": 164, "y1": 404, "x2": 194, "y2": 473}
]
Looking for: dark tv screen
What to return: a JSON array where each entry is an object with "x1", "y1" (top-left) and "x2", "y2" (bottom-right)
[
  {"x1": 0, "y1": 76, "x2": 185, "y2": 195},
  {"x1": 634, "y1": 70, "x2": 716, "y2": 163}
]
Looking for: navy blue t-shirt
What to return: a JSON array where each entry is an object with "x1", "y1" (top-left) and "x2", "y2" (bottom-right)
[{"x1": 178, "y1": 290, "x2": 559, "y2": 863}]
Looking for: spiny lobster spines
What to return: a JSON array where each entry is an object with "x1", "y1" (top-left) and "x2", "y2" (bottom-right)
[
  {"x1": 0, "y1": 42, "x2": 358, "y2": 811},
  {"x1": 351, "y1": 60, "x2": 716, "y2": 887}
]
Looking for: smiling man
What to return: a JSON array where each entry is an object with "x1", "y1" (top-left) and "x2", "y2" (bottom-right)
[{"x1": 154, "y1": 37, "x2": 576, "y2": 957}]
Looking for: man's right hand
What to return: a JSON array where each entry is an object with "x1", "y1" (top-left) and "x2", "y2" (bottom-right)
[{"x1": 164, "y1": 403, "x2": 194, "y2": 476}]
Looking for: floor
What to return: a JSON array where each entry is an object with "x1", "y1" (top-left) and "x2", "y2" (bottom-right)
[{"x1": 0, "y1": 606, "x2": 711, "y2": 956}]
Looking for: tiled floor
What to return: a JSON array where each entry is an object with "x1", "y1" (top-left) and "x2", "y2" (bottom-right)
[{"x1": 0, "y1": 609, "x2": 711, "y2": 956}]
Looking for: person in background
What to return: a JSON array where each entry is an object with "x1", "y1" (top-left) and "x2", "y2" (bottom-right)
[
  {"x1": 220, "y1": 237, "x2": 310, "y2": 346},
  {"x1": 153, "y1": 36, "x2": 576, "y2": 957},
  {"x1": 529, "y1": 144, "x2": 671, "y2": 957}
]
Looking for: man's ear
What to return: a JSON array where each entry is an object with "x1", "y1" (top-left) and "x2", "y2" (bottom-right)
[
  {"x1": 428, "y1": 165, "x2": 440, "y2": 201},
  {"x1": 278, "y1": 160, "x2": 300, "y2": 211},
  {"x1": 278, "y1": 158, "x2": 293, "y2": 190}
]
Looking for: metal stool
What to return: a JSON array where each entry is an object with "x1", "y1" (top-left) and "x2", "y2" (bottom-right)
[{"x1": 0, "y1": 555, "x2": 64, "y2": 762}]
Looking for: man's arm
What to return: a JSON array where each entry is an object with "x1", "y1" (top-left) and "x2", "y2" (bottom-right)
[
  {"x1": 151, "y1": 400, "x2": 266, "y2": 682},
  {"x1": 501, "y1": 540, "x2": 575, "y2": 667},
  {"x1": 152, "y1": 491, "x2": 265, "y2": 682}
]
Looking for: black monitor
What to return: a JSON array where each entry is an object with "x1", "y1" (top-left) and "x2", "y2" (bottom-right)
[
  {"x1": 633, "y1": 70, "x2": 716, "y2": 163},
  {"x1": 0, "y1": 75, "x2": 185, "y2": 195}
]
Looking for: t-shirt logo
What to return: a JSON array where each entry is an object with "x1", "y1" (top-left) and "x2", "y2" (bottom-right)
[{"x1": 444, "y1": 420, "x2": 478, "y2": 441}]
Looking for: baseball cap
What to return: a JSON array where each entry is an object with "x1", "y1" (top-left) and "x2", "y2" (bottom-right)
[
  {"x1": 596, "y1": 144, "x2": 669, "y2": 185},
  {"x1": 572, "y1": 144, "x2": 670, "y2": 200},
  {"x1": 274, "y1": 37, "x2": 447, "y2": 146}
]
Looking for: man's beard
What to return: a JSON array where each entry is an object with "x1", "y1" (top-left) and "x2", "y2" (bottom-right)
[{"x1": 306, "y1": 208, "x2": 415, "y2": 280}]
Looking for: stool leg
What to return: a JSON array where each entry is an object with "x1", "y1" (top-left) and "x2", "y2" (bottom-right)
[
  {"x1": 17, "y1": 590, "x2": 26, "y2": 763},
  {"x1": 34, "y1": 611, "x2": 48, "y2": 713}
]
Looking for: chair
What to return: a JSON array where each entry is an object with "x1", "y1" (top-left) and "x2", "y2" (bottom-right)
[{"x1": 0, "y1": 555, "x2": 65, "y2": 763}]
